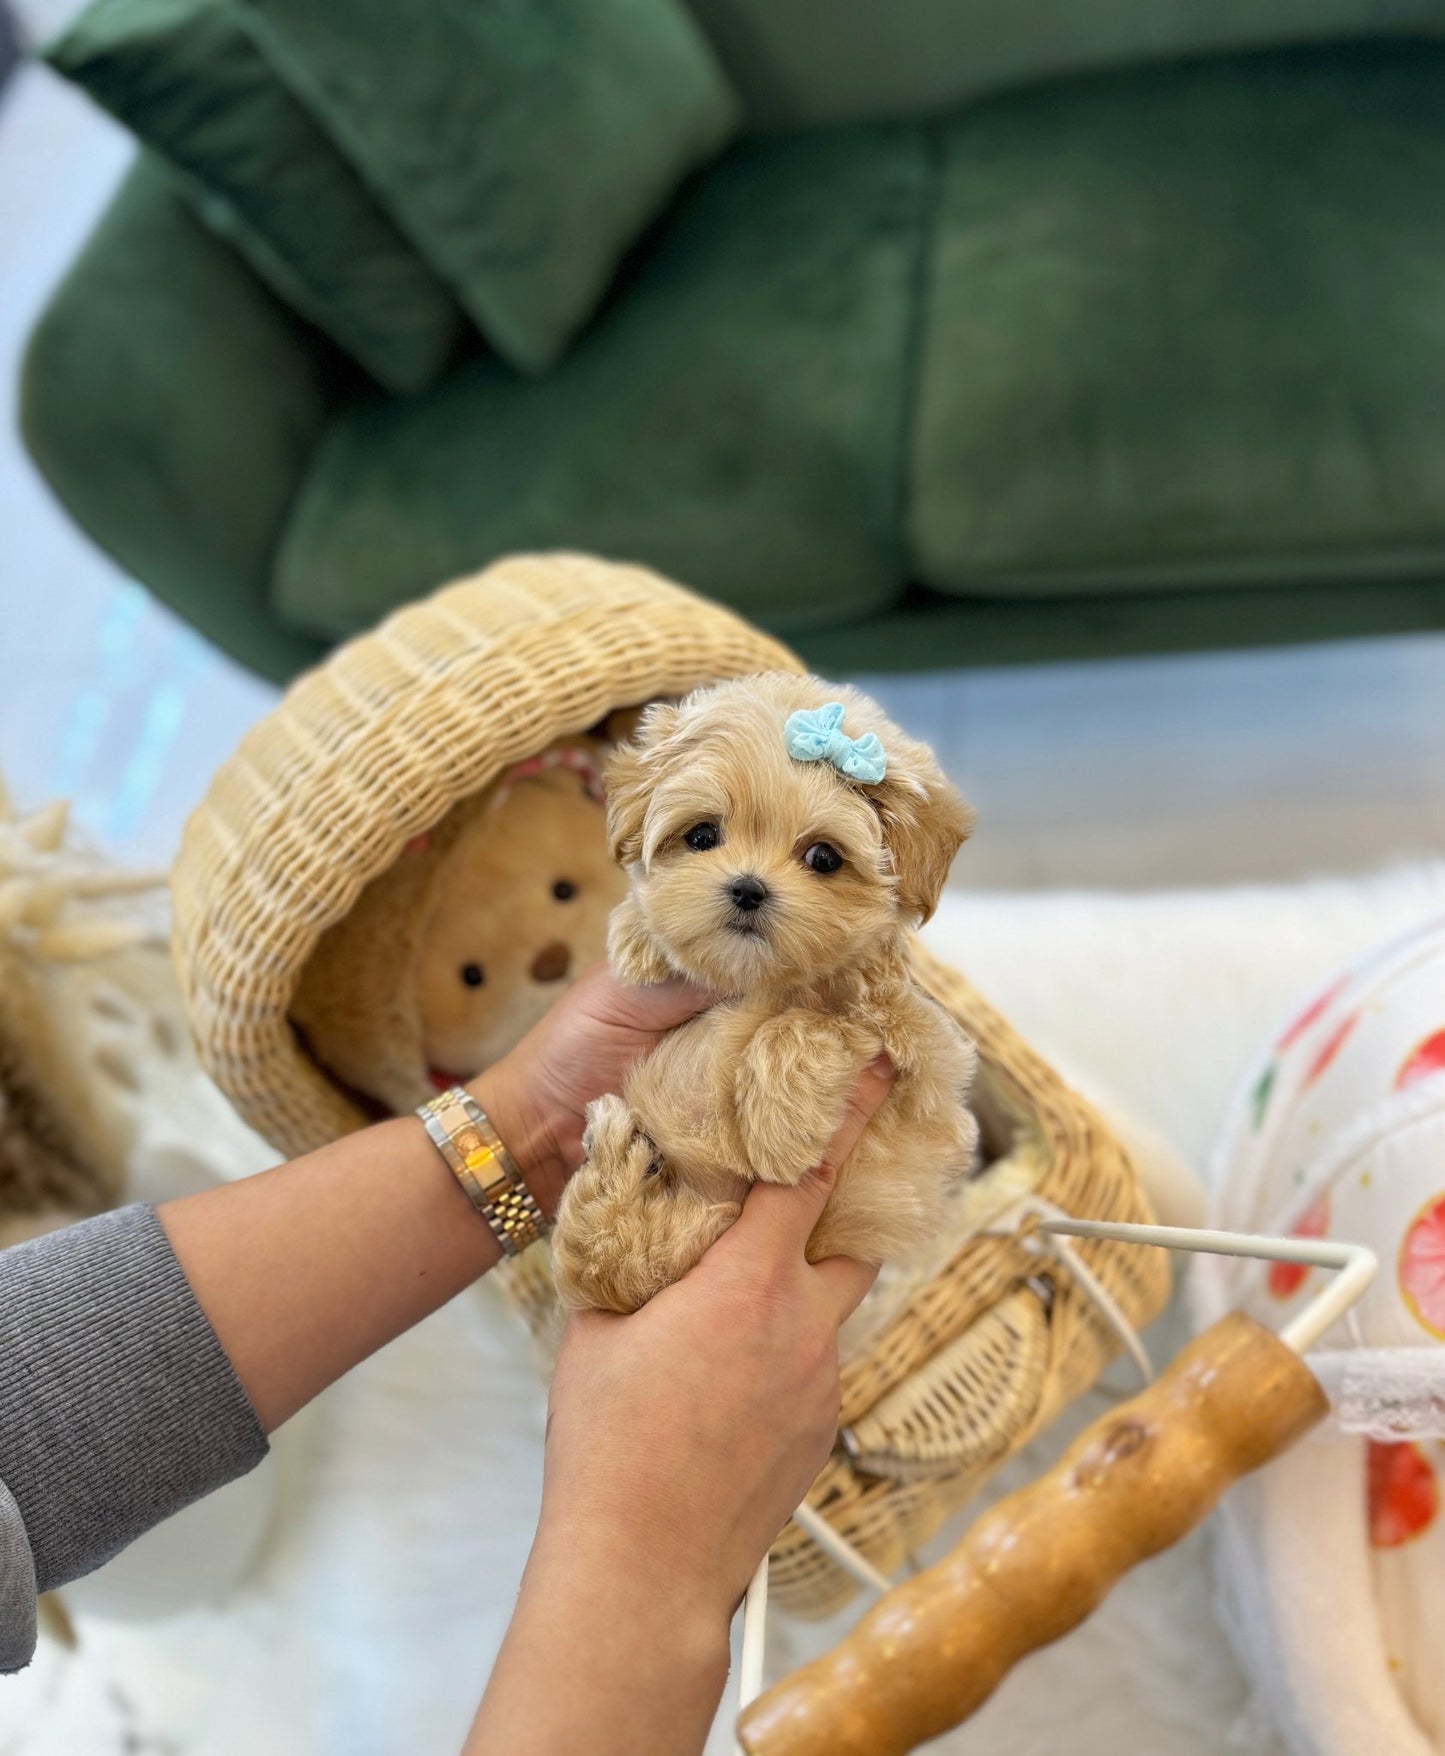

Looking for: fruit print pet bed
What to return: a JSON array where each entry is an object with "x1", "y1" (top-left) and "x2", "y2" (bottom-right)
[{"x1": 1195, "y1": 915, "x2": 1445, "y2": 1755}]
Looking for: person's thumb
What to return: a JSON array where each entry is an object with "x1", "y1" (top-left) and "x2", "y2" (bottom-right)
[
  {"x1": 731, "y1": 1053, "x2": 895, "y2": 1262},
  {"x1": 578, "y1": 962, "x2": 714, "y2": 1035}
]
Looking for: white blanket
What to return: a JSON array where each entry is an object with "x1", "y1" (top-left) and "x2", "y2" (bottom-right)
[{"x1": 9, "y1": 864, "x2": 1445, "y2": 1756}]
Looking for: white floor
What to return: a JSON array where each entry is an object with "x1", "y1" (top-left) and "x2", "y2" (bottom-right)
[{"x1": 4, "y1": 55, "x2": 1445, "y2": 888}]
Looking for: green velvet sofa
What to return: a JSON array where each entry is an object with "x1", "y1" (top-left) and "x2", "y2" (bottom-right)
[{"x1": 22, "y1": 0, "x2": 1445, "y2": 684}]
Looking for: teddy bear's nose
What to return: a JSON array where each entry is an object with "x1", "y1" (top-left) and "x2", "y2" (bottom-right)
[
  {"x1": 728, "y1": 874, "x2": 769, "y2": 913},
  {"x1": 529, "y1": 941, "x2": 572, "y2": 983}
]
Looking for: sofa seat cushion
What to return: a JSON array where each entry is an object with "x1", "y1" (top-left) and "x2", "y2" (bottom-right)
[
  {"x1": 272, "y1": 128, "x2": 929, "y2": 641},
  {"x1": 910, "y1": 43, "x2": 1445, "y2": 598}
]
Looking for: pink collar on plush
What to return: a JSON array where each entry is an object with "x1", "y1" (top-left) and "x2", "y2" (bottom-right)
[
  {"x1": 403, "y1": 744, "x2": 607, "y2": 858},
  {"x1": 490, "y1": 743, "x2": 607, "y2": 810}
]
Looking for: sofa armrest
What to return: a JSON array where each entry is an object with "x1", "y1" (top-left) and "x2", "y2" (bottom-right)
[{"x1": 19, "y1": 154, "x2": 339, "y2": 683}]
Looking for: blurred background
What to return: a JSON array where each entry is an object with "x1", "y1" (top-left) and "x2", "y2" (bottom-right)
[{"x1": 4, "y1": 0, "x2": 1445, "y2": 886}]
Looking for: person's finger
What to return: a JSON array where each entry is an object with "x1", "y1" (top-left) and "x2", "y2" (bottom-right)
[
  {"x1": 812, "y1": 1254, "x2": 881, "y2": 1325},
  {"x1": 730, "y1": 1053, "x2": 895, "y2": 1263},
  {"x1": 585, "y1": 963, "x2": 715, "y2": 1033}
]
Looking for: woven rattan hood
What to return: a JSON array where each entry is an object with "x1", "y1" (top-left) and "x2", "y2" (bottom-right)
[{"x1": 171, "y1": 553, "x2": 799, "y2": 1157}]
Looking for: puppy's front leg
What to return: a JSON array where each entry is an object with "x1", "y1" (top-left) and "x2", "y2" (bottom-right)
[
  {"x1": 553, "y1": 1094, "x2": 739, "y2": 1313},
  {"x1": 733, "y1": 1012, "x2": 878, "y2": 1187}
]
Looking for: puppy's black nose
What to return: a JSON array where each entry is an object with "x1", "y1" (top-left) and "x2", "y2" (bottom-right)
[{"x1": 728, "y1": 874, "x2": 769, "y2": 913}]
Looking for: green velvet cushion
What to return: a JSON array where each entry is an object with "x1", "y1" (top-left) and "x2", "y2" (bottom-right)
[
  {"x1": 910, "y1": 42, "x2": 1445, "y2": 598},
  {"x1": 45, "y1": 0, "x2": 463, "y2": 394},
  {"x1": 241, "y1": 0, "x2": 740, "y2": 374},
  {"x1": 680, "y1": 0, "x2": 1442, "y2": 130},
  {"x1": 20, "y1": 156, "x2": 331, "y2": 683},
  {"x1": 271, "y1": 128, "x2": 929, "y2": 638}
]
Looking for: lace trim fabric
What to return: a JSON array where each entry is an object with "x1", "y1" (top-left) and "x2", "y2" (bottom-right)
[{"x1": 1311, "y1": 1347, "x2": 1445, "y2": 1441}]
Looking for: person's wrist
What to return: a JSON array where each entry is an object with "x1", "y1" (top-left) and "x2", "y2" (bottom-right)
[
  {"x1": 472, "y1": 1514, "x2": 732, "y2": 1755},
  {"x1": 526, "y1": 1512, "x2": 733, "y2": 1678},
  {"x1": 533, "y1": 1469, "x2": 745, "y2": 1630},
  {"x1": 464, "y1": 1063, "x2": 569, "y2": 1219}
]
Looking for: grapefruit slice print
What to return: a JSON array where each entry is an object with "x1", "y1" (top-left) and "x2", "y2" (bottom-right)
[
  {"x1": 1302, "y1": 1011, "x2": 1358, "y2": 1089},
  {"x1": 1267, "y1": 1194, "x2": 1329, "y2": 1300},
  {"x1": 1396, "y1": 1029, "x2": 1445, "y2": 1091},
  {"x1": 1399, "y1": 1192, "x2": 1445, "y2": 1339},
  {"x1": 1277, "y1": 976, "x2": 1347, "y2": 1054},
  {"x1": 1367, "y1": 1440, "x2": 1438, "y2": 1548}
]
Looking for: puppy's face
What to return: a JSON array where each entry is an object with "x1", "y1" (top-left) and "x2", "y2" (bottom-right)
[{"x1": 606, "y1": 675, "x2": 973, "y2": 992}]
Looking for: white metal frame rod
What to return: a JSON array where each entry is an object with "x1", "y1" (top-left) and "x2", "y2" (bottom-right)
[{"x1": 1036, "y1": 1217, "x2": 1377, "y2": 1355}]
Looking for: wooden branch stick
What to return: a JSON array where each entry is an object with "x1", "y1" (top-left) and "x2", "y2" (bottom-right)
[{"x1": 738, "y1": 1313, "x2": 1326, "y2": 1756}]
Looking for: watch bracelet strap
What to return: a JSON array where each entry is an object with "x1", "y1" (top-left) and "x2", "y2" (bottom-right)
[{"x1": 416, "y1": 1085, "x2": 548, "y2": 1256}]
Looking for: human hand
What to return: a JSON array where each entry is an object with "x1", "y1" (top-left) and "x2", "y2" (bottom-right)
[
  {"x1": 532, "y1": 1053, "x2": 895, "y2": 1637},
  {"x1": 469, "y1": 962, "x2": 711, "y2": 1216}
]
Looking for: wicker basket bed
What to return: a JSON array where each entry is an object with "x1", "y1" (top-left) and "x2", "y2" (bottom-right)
[{"x1": 171, "y1": 553, "x2": 1169, "y2": 1618}]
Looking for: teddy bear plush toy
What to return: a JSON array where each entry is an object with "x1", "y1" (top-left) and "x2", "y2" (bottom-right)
[{"x1": 290, "y1": 735, "x2": 627, "y2": 1111}]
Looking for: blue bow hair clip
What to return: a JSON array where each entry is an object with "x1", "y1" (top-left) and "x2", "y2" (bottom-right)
[{"x1": 783, "y1": 702, "x2": 888, "y2": 785}]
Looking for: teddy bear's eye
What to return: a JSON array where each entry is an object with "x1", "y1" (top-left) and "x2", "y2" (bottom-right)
[
  {"x1": 460, "y1": 962, "x2": 486, "y2": 988},
  {"x1": 683, "y1": 822, "x2": 721, "y2": 852},
  {"x1": 552, "y1": 879, "x2": 576, "y2": 901},
  {"x1": 802, "y1": 842, "x2": 843, "y2": 875}
]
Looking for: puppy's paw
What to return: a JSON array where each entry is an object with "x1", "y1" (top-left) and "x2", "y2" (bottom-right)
[
  {"x1": 606, "y1": 896, "x2": 675, "y2": 987},
  {"x1": 734, "y1": 1012, "x2": 878, "y2": 1185},
  {"x1": 552, "y1": 1096, "x2": 658, "y2": 1311},
  {"x1": 552, "y1": 1095, "x2": 737, "y2": 1312}
]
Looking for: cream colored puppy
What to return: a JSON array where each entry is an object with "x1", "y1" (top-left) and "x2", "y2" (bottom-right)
[{"x1": 552, "y1": 673, "x2": 979, "y2": 1313}]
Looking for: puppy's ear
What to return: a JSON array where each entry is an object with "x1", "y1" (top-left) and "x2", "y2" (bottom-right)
[
  {"x1": 872, "y1": 735, "x2": 974, "y2": 924},
  {"x1": 604, "y1": 701, "x2": 679, "y2": 866}
]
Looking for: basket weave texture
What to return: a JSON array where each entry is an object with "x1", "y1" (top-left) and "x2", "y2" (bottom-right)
[
  {"x1": 770, "y1": 940, "x2": 1169, "y2": 1614},
  {"x1": 172, "y1": 554, "x2": 795, "y2": 1153},
  {"x1": 172, "y1": 553, "x2": 1169, "y2": 1620}
]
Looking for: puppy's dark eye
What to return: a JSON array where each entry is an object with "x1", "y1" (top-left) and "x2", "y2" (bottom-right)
[
  {"x1": 683, "y1": 822, "x2": 721, "y2": 852},
  {"x1": 552, "y1": 879, "x2": 576, "y2": 901},
  {"x1": 460, "y1": 963, "x2": 486, "y2": 988},
  {"x1": 802, "y1": 842, "x2": 843, "y2": 875}
]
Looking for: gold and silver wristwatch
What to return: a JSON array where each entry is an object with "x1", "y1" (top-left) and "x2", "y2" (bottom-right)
[{"x1": 416, "y1": 1084, "x2": 548, "y2": 1257}]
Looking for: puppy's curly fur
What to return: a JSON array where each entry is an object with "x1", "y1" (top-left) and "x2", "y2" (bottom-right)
[{"x1": 552, "y1": 673, "x2": 980, "y2": 1314}]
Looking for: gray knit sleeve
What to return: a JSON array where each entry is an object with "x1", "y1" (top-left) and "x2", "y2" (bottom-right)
[
  {"x1": 0, "y1": 1204, "x2": 268, "y2": 1669},
  {"x1": 0, "y1": 1481, "x2": 37, "y2": 1674}
]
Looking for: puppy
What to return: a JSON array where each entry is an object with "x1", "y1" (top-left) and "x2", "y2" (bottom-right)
[{"x1": 551, "y1": 673, "x2": 979, "y2": 1313}]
